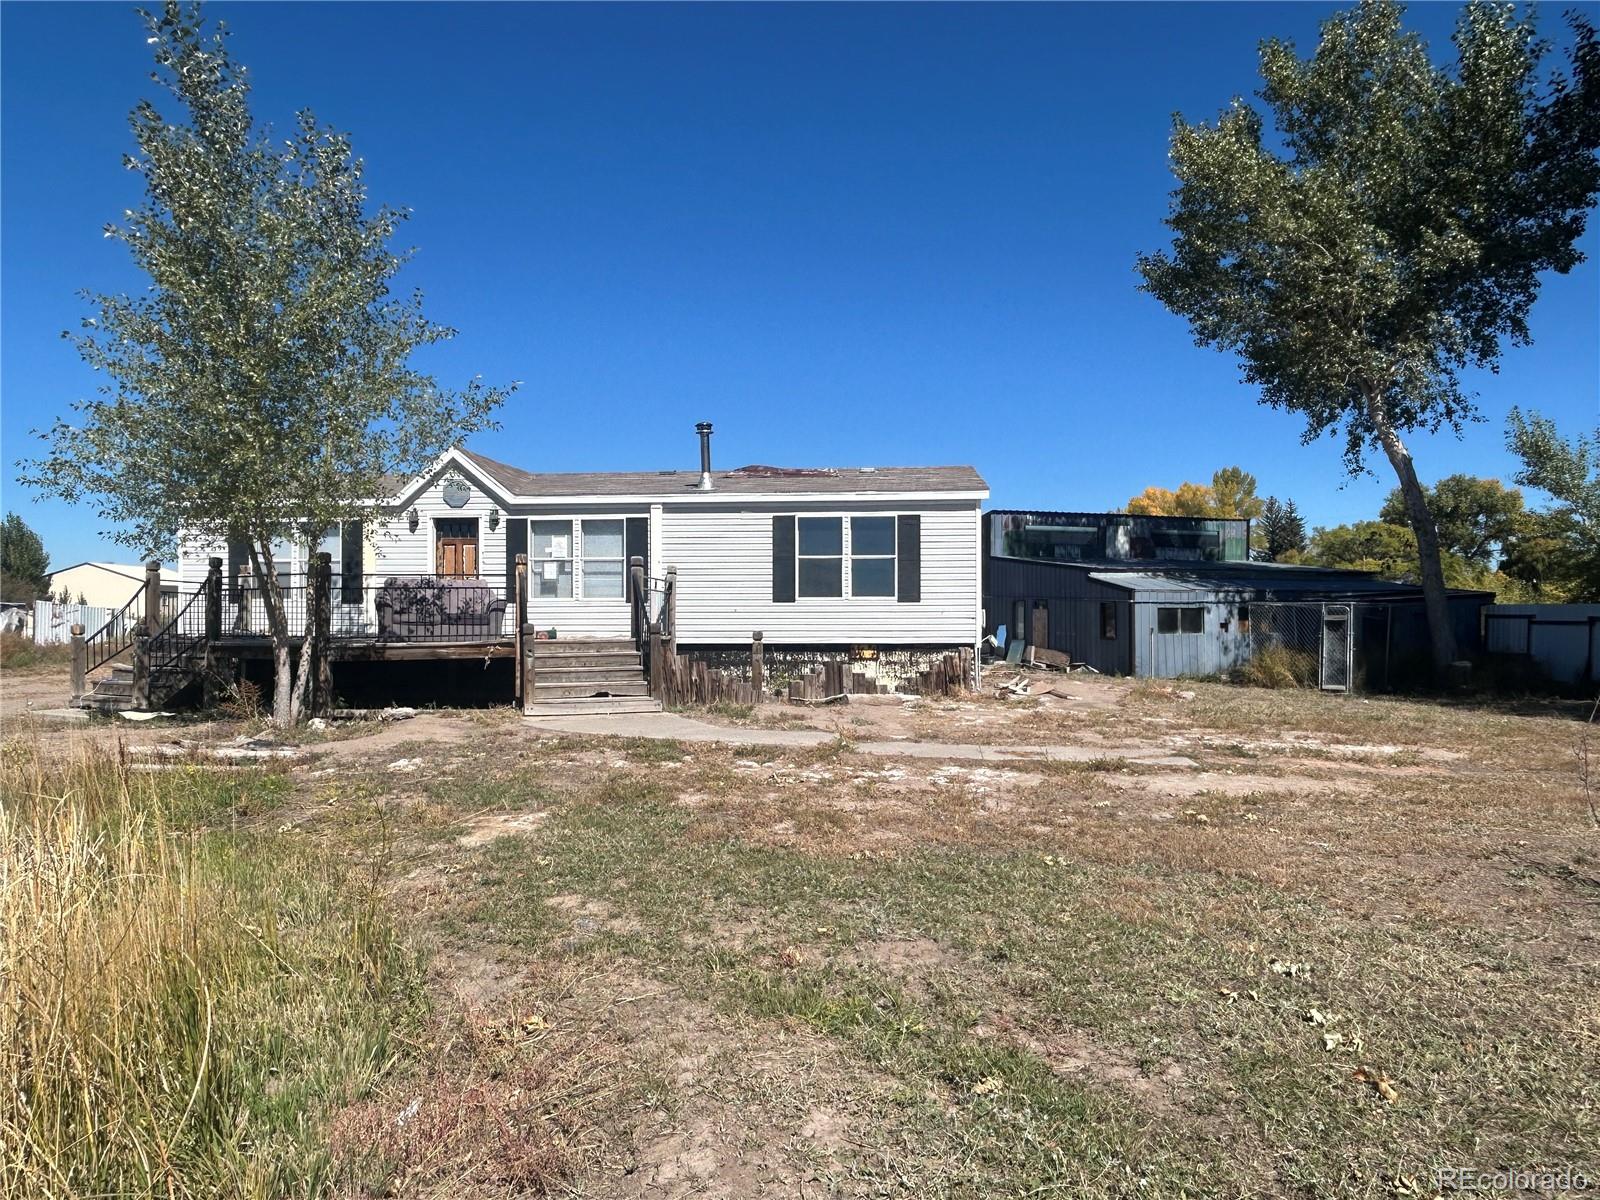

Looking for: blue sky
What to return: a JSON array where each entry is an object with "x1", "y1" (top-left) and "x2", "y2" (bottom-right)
[{"x1": 3, "y1": 1, "x2": 1596, "y2": 568}]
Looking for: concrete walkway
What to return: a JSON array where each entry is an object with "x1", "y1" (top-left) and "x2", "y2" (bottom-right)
[{"x1": 522, "y1": 711, "x2": 1196, "y2": 768}]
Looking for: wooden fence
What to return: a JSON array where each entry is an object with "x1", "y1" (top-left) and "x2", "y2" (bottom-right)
[{"x1": 651, "y1": 641, "x2": 973, "y2": 707}]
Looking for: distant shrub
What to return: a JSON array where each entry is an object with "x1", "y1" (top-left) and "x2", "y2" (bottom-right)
[
  {"x1": 1237, "y1": 644, "x2": 1318, "y2": 689},
  {"x1": 0, "y1": 632, "x2": 71, "y2": 672}
]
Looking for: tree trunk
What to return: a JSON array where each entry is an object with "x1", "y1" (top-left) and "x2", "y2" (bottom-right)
[
  {"x1": 248, "y1": 541, "x2": 295, "y2": 727},
  {"x1": 289, "y1": 553, "x2": 329, "y2": 724},
  {"x1": 1364, "y1": 389, "x2": 1458, "y2": 677}
]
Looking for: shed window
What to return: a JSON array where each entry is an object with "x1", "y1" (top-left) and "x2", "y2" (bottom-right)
[
  {"x1": 1100, "y1": 602, "x2": 1118, "y2": 640},
  {"x1": 850, "y1": 516, "x2": 895, "y2": 597},
  {"x1": 1157, "y1": 606, "x2": 1204, "y2": 634},
  {"x1": 531, "y1": 520, "x2": 574, "y2": 599},
  {"x1": 798, "y1": 517, "x2": 843, "y2": 598}
]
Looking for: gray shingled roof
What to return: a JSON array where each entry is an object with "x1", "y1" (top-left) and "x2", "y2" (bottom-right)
[{"x1": 457, "y1": 448, "x2": 986, "y2": 497}]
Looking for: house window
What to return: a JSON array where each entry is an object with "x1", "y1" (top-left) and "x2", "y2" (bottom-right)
[
  {"x1": 798, "y1": 517, "x2": 843, "y2": 598},
  {"x1": 531, "y1": 520, "x2": 574, "y2": 599},
  {"x1": 1157, "y1": 606, "x2": 1204, "y2": 634},
  {"x1": 581, "y1": 519, "x2": 625, "y2": 599},
  {"x1": 1100, "y1": 602, "x2": 1118, "y2": 640},
  {"x1": 850, "y1": 516, "x2": 896, "y2": 597}
]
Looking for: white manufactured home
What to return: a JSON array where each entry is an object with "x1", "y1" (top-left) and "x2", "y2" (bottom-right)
[{"x1": 169, "y1": 425, "x2": 987, "y2": 711}]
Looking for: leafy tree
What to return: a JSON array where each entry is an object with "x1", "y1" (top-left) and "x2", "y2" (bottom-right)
[
  {"x1": 1210, "y1": 466, "x2": 1264, "y2": 519},
  {"x1": 1378, "y1": 475, "x2": 1526, "y2": 565},
  {"x1": 1126, "y1": 486, "x2": 1181, "y2": 516},
  {"x1": 1125, "y1": 467, "x2": 1262, "y2": 518},
  {"x1": 1308, "y1": 520, "x2": 1426, "y2": 581},
  {"x1": 1257, "y1": 496, "x2": 1308, "y2": 559},
  {"x1": 19, "y1": 3, "x2": 511, "y2": 724},
  {"x1": 0, "y1": 513, "x2": 50, "y2": 602},
  {"x1": 1504, "y1": 408, "x2": 1600, "y2": 598},
  {"x1": 1137, "y1": 0, "x2": 1600, "y2": 674}
]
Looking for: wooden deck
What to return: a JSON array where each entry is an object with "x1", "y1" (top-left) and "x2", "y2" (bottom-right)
[{"x1": 213, "y1": 635, "x2": 517, "y2": 661}]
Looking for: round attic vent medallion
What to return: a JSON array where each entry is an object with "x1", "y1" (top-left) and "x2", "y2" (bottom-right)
[{"x1": 442, "y1": 477, "x2": 471, "y2": 509}]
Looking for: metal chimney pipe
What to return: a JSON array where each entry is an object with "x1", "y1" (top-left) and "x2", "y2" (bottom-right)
[{"x1": 696, "y1": 422, "x2": 714, "y2": 491}]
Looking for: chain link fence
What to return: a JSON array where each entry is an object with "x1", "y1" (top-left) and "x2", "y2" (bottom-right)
[{"x1": 1247, "y1": 600, "x2": 1421, "y2": 692}]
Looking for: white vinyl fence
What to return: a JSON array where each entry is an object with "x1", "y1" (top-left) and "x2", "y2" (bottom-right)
[{"x1": 32, "y1": 600, "x2": 113, "y2": 646}]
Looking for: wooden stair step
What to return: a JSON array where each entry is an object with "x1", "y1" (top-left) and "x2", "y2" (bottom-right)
[
  {"x1": 523, "y1": 696, "x2": 663, "y2": 716},
  {"x1": 530, "y1": 679, "x2": 650, "y2": 700}
]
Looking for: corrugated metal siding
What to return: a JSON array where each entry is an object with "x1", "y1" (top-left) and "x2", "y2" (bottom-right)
[
  {"x1": 662, "y1": 499, "x2": 980, "y2": 646},
  {"x1": 985, "y1": 557, "x2": 1132, "y2": 673}
]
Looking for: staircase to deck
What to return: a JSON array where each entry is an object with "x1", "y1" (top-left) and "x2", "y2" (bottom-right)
[
  {"x1": 75, "y1": 636, "x2": 207, "y2": 714},
  {"x1": 523, "y1": 636, "x2": 662, "y2": 716}
]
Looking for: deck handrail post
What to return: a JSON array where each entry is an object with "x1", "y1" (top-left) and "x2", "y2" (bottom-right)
[
  {"x1": 132, "y1": 631, "x2": 151, "y2": 711},
  {"x1": 751, "y1": 630, "x2": 764, "y2": 702},
  {"x1": 204, "y1": 557, "x2": 223, "y2": 642},
  {"x1": 143, "y1": 559, "x2": 162, "y2": 635},
  {"x1": 665, "y1": 565, "x2": 678, "y2": 646},
  {"x1": 70, "y1": 623, "x2": 86, "y2": 701},
  {"x1": 649, "y1": 621, "x2": 664, "y2": 701},
  {"x1": 514, "y1": 552, "x2": 528, "y2": 705},
  {"x1": 628, "y1": 556, "x2": 645, "y2": 645}
]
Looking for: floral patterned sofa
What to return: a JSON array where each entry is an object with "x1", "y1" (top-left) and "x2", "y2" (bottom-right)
[{"x1": 375, "y1": 577, "x2": 507, "y2": 641}]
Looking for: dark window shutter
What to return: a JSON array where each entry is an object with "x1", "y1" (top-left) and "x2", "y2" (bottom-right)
[
  {"x1": 227, "y1": 535, "x2": 249, "y2": 603},
  {"x1": 772, "y1": 515, "x2": 796, "y2": 603},
  {"x1": 504, "y1": 517, "x2": 527, "y2": 602},
  {"x1": 896, "y1": 515, "x2": 921, "y2": 603},
  {"x1": 625, "y1": 516, "x2": 648, "y2": 599},
  {"x1": 340, "y1": 521, "x2": 365, "y2": 604}
]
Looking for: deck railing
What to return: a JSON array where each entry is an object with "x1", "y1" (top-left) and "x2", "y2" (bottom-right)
[
  {"x1": 147, "y1": 585, "x2": 207, "y2": 677},
  {"x1": 83, "y1": 583, "x2": 177, "y2": 672},
  {"x1": 224, "y1": 571, "x2": 513, "y2": 643}
]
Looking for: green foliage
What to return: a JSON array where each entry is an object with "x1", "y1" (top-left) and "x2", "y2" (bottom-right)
[
  {"x1": 22, "y1": 3, "x2": 512, "y2": 558},
  {"x1": 18, "y1": 3, "x2": 514, "y2": 722},
  {"x1": 1257, "y1": 496, "x2": 1307, "y2": 560},
  {"x1": 1308, "y1": 520, "x2": 1427, "y2": 581},
  {"x1": 1138, "y1": 1, "x2": 1600, "y2": 469},
  {"x1": 0, "y1": 513, "x2": 50, "y2": 602},
  {"x1": 1307, "y1": 519, "x2": 1535, "y2": 598},
  {"x1": 1209, "y1": 466, "x2": 1264, "y2": 519},
  {"x1": 1378, "y1": 475, "x2": 1525, "y2": 565},
  {"x1": 1503, "y1": 409, "x2": 1600, "y2": 599},
  {"x1": 1137, "y1": 0, "x2": 1600, "y2": 665}
]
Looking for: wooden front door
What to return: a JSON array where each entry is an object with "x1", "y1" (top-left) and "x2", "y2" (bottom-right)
[{"x1": 435, "y1": 518, "x2": 479, "y2": 577}]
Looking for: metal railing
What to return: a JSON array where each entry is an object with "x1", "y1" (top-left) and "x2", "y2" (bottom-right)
[
  {"x1": 223, "y1": 572, "x2": 512, "y2": 643},
  {"x1": 147, "y1": 586, "x2": 207, "y2": 678},
  {"x1": 83, "y1": 584, "x2": 177, "y2": 672}
]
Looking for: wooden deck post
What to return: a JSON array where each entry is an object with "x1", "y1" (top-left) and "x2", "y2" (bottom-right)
[
  {"x1": 514, "y1": 552, "x2": 528, "y2": 705},
  {"x1": 203, "y1": 557, "x2": 223, "y2": 709},
  {"x1": 309, "y1": 552, "x2": 333, "y2": 715},
  {"x1": 649, "y1": 622, "x2": 664, "y2": 701},
  {"x1": 69, "y1": 623, "x2": 86, "y2": 701},
  {"x1": 751, "y1": 631, "x2": 764, "y2": 702},
  {"x1": 132, "y1": 633, "x2": 151, "y2": 711},
  {"x1": 665, "y1": 564, "x2": 678, "y2": 643},
  {"x1": 143, "y1": 559, "x2": 163, "y2": 633},
  {"x1": 629, "y1": 556, "x2": 645, "y2": 643},
  {"x1": 204, "y1": 557, "x2": 223, "y2": 642}
]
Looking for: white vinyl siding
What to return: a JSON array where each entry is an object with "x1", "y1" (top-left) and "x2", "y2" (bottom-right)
[
  {"x1": 661, "y1": 499, "x2": 979, "y2": 645},
  {"x1": 175, "y1": 455, "x2": 985, "y2": 649}
]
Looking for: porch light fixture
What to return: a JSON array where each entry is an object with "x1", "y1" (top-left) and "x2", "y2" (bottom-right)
[
  {"x1": 407, "y1": 507, "x2": 419, "y2": 534},
  {"x1": 489, "y1": 508, "x2": 500, "y2": 532}
]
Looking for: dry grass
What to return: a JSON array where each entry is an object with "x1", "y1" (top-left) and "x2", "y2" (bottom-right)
[
  {"x1": 0, "y1": 631, "x2": 73, "y2": 673},
  {"x1": 0, "y1": 736, "x2": 419, "y2": 1199}
]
